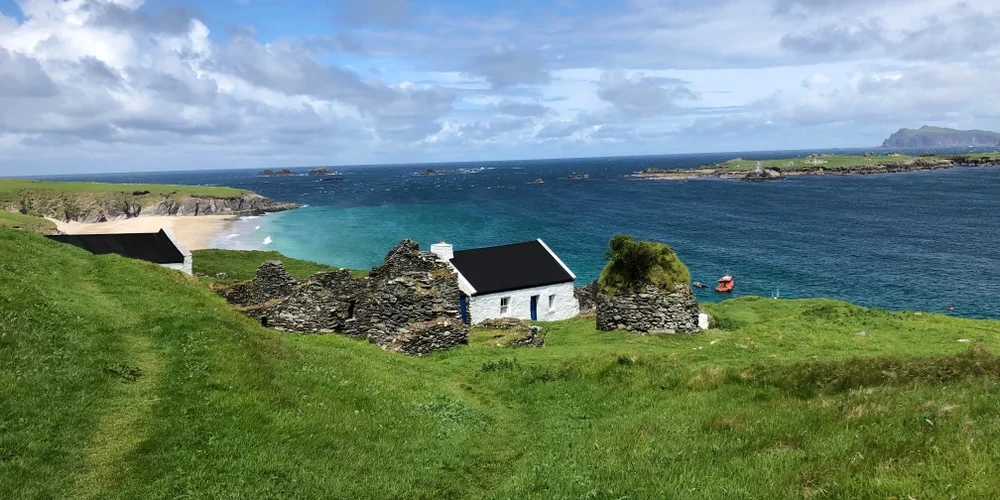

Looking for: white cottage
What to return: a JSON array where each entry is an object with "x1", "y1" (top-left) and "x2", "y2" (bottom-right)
[{"x1": 431, "y1": 239, "x2": 580, "y2": 324}]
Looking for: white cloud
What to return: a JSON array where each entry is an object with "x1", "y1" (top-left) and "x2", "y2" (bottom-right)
[{"x1": 0, "y1": 0, "x2": 999, "y2": 174}]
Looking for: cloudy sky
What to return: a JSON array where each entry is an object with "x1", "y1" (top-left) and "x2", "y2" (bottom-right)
[{"x1": 1, "y1": 0, "x2": 998, "y2": 174}]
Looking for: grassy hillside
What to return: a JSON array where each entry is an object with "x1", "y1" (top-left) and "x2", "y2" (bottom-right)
[
  {"x1": 192, "y1": 249, "x2": 367, "y2": 283},
  {"x1": 0, "y1": 211, "x2": 57, "y2": 234},
  {"x1": 5, "y1": 228, "x2": 1000, "y2": 498}
]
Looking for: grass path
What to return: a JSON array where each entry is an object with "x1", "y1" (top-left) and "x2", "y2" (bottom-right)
[{"x1": 74, "y1": 331, "x2": 163, "y2": 498}]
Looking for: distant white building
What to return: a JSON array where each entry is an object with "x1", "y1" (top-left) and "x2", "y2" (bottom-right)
[
  {"x1": 431, "y1": 240, "x2": 580, "y2": 324},
  {"x1": 48, "y1": 228, "x2": 193, "y2": 275}
]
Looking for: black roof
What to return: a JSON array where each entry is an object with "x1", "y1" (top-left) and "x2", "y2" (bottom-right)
[
  {"x1": 449, "y1": 240, "x2": 574, "y2": 296},
  {"x1": 47, "y1": 230, "x2": 186, "y2": 264}
]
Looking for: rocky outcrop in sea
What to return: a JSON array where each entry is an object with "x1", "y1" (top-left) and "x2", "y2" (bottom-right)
[
  {"x1": 743, "y1": 163, "x2": 784, "y2": 182},
  {"x1": 258, "y1": 169, "x2": 295, "y2": 177}
]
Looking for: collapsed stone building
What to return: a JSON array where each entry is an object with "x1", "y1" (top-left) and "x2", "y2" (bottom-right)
[
  {"x1": 222, "y1": 240, "x2": 468, "y2": 355},
  {"x1": 585, "y1": 283, "x2": 702, "y2": 334}
]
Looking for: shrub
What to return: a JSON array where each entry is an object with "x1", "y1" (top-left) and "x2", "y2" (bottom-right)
[{"x1": 598, "y1": 234, "x2": 690, "y2": 293}]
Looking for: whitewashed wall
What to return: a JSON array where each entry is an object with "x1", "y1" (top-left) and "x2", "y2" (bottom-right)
[
  {"x1": 469, "y1": 282, "x2": 579, "y2": 324},
  {"x1": 160, "y1": 228, "x2": 193, "y2": 275},
  {"x1": 161, "y1": 255, "x2": 193, "y2": 275}
]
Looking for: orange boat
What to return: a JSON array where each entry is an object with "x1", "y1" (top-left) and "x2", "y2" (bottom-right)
[{"x1": 716, "y1": 276, "x2": 734, "y2": 293}]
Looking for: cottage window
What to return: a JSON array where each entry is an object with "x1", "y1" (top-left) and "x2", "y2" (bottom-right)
[
  {"x1": 500, "y1": 296, "x2": 511, "y2": 315},
  {"x1": 548, "y1": 294, "x2": 556, "y2": 311}
]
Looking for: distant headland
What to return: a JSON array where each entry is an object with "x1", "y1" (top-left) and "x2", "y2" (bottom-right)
[
  {"x1": 633, "y1": 153, "x2": 1000, "y2": 181},
  {"x1": 881, "y1": 126, "x2": 1000, "y2": 148}
]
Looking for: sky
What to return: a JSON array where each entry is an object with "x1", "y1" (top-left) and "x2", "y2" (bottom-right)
[{"x1": 0, "y1": 0, "x2": 999, "y2": 174}]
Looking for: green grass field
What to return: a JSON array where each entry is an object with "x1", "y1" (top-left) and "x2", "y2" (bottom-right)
[
  {"x1": 717, "y1": 152, "x2": 1000, "y2": 172},
  {"x1": 0, "y1": 178, "x2": 250, "y2": 198},
  {"x1": 4, "y1": 227, "x2": 1000, "y2": 498},
  {"x1": 0, "y1": 211, "x2": 57, "y2": 234},
  {"x1": 192, "y1": 249, "x2": 368, "y2": 283},
  {"x1": 717, "y1": 154, "x2": 924, "y2": 172}
]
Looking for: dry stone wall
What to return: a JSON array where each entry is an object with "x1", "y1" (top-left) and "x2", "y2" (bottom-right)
[
  {"x1": 381, "y1": 318, "x2": 468, "y2": 356},
  {"x1": 223, "y1": 260, "x2": 297, "y2": 307},
  {"x1": 478, "y1": 318, "x2": 546, "y2": 348},
  {"x1": 221, "y1": 240, "x2": 468, "y2": 355},
  {"x1": 574, "y1": 281, "x2": 599, "y2": 314},
  {"x1": 596, "y1": 284, "x2": 701, "y2": 334}
]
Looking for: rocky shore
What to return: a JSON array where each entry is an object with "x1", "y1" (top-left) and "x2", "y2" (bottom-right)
[{"x1": 633, "y1": 155, "x2": 1000, "y2": 182}]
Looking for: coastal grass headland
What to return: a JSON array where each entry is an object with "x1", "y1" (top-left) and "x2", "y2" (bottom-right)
[
  {"x1": 0, "y1": 178, "x2": 251, "y2": 198},
  {"x1": 5, "y1": 226, "x2": 1000, "y2": 498},
  {"x1": 634, "y1": 152, "x2": 1000, "y2": 180},
  {"x1": 0, "y1": 178, "x2": 296, "y2": 224}
]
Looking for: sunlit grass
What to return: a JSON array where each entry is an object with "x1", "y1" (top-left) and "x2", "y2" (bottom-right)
[{"x1": 4, "y1": 228, "x2": 1000, "y2": 498}]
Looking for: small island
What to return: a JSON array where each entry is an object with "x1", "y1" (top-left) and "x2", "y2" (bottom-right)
[
  {"x1": 633, "y1": 153, "x2": 1000, "y2": 181},
  {"x1": 418, "y1": 168, "x2": 445, "y2": 176},
  {"x1": 307, "y1": 167, "x2": 341, "y2": 176},
  {"x1": 566, "y1": 172, "x2": 590, "y2": 180},
  {"x1": 257, "y1": 168, "x2": 295, "y2": 177}
]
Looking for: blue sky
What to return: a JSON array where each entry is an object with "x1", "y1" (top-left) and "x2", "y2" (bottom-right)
[{"x1": 0, "y1": 0, "x2": 998, "y2": 174}]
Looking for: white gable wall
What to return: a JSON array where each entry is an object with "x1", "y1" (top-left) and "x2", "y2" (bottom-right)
[
  {"x1": 161, "y1": 256, "x2": 193, "y2": 275},
  {"x1": 468, "y1": 282, "x2": 579, "y2": 324},
  {"x1": 160, "y1": 228, "x2": 193, "y2": 275}
]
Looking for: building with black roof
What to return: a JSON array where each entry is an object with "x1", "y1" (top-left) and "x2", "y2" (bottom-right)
[
  {"x1": 47, "y1": 228, "x2": 193, "y2": 274},
  {"x1": 430, "y1": 239, "x2": 579, "y2": 324}
]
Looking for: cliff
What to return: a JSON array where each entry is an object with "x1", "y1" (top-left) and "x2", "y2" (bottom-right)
[
  {"x1": 881, "y1": 126, "x2": 1000, "y2": 148},
  {"x1": 0, "y1": 179, "x2": 299, "y2": 223}
]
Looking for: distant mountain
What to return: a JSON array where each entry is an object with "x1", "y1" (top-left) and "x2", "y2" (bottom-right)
[{"x1": 881, "y1": 126, "x2": 1000, "y2": 148}]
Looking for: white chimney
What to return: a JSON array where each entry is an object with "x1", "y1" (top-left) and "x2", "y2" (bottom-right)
[{"x1": 430, "y1": 241, "x2": 454, "y2": 261}]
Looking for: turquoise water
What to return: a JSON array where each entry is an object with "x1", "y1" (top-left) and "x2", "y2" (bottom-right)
[{"x1": 48, "y1": 148, "x2": 1000, "y2": 318}]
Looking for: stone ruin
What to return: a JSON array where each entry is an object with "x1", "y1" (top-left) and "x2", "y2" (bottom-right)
[
  {"x1": 479, "y1": 318, "x2": 546, "y2": 348},
  {"x1": 593, "y1": 283, "x2": 701, "y2": 334},
  {"x1": 221, "y1": 240, "x2": 468, "y2": 356},
  {"x1": 574, "y1": 281, "x2": 599, "y2": 314}
]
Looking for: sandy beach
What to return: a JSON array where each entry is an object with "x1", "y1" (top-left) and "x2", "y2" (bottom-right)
[{"x1": 51, "y1": 216, "x2": 235, "y2": 250}]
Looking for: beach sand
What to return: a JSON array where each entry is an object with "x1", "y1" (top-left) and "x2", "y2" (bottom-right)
[{"x1": 51, "y1": 216, "x2": 234, "y2": 251}]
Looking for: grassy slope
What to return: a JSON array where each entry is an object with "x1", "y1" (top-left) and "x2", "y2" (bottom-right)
[
  {"x1": 0, "y1": 211, "x2": 57, "y2": 234},
  {"x1": 4, "y1": 228, "x2": 1000, "y2": 498},
  {"x1": 192, "y1": 249, "x2": 368, "y2": 283}
]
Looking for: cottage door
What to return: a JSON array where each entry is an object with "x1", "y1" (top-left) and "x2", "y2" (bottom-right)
[
  {"x1": 530, "y1": 295, "x2": 539, "y2": 321},
  {"x1": 459, "y1": 295, "x2": 469, "y2": 324}
]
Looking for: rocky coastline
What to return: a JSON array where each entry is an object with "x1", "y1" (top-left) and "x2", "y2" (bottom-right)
[
  {"x1": 633, "y1": 155, "x2": 1000, "y2": 182},
  {"x1": 6, "y1": 191, "x2": 300, "y2": 224}
]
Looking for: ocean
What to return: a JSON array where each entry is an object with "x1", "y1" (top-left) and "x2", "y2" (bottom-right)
[{"x1": 43, "y1": 147, "x2": 1000, "y2": 319}]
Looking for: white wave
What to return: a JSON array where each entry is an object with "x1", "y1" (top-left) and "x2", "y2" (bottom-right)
[
  {"x1": 255, "y1": 226, "x2": 261, "y2": 230},
  {"x1": 244, "y1": 216, "x2": 260, "y2": 220},
  {"x1": 263, "y1": 236, "x2": 273, "y2": 245}
]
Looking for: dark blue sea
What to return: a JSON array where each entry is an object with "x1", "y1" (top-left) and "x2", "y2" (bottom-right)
[{"x1": 42, "y1": 148, "x2": 1000, "y2": 319}]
